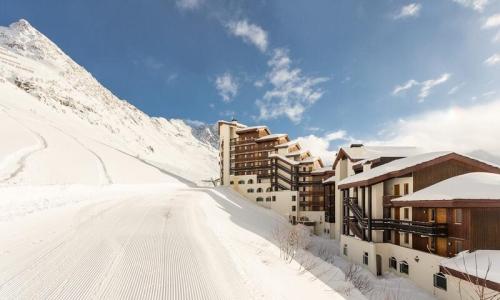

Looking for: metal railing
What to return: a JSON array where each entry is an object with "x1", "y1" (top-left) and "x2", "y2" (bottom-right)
[{"x1": 343, "y1": 197, "x2": 448, "y2": 237}]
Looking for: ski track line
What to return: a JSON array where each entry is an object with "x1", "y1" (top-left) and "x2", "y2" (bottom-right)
[
  {"x1": 92, "y1": 139, "x2": 196, "y2": 187},
  {"x1": 0, "y1": 110, "x2": 48, "y2": 183},
  {"x1": 46, "y1": 124, "x2": 113, "y2": 185}
]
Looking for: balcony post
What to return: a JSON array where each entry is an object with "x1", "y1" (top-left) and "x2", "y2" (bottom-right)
[
  {"x1": 362, "y1": 186, "x2": 366, "y2": 240},
  {"x1": 368, "y1": 185, "x2": 372, "y2": 242}
]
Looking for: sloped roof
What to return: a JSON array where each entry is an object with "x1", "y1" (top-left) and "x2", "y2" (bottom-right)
[
  {"x1": 255, "y1": 133, "x2": 288, "y2": 142},
  {"x1": 275, "y1": 140, "x2": 300, "y2": 149},
  {"x1": 394, "y1": 172, "x2": 500, "y2": 202},
  {"x1": 338, "y1": 152, "x2": 500, "y2": 189},
  {"x1": 235, "y1": 125, "x2": 269, "y2": 134},
  {"x1": 333, "y1": 145, "x2": 422, "y2": 169},
  {"x1": 441, "y1": 250, "x2": 500, "y2": 286}
]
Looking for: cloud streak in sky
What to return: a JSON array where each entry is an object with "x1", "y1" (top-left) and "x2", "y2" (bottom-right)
[
  {"x1": 453, "y1": 0, "x2": 489, "y2": 12},
  {"x1": 175, "y1": 0, "x2": 204, "y2": 10},
  {"x1": 394, "y1": 3, "x2": 422, "y2": 19},
  {"x1": 392, "y1": 73, "x2": 451, "y2": 102}
]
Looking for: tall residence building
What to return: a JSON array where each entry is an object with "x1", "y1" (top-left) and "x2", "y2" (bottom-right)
[
  {"x1": 336, "y1": 151, "x2": 500, "y2": 298},
  {"x1": 218, "y1": 120, "x2": 332, "y2": 233}
]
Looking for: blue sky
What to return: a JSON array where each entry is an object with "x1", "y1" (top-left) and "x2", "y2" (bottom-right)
[{"x1": 1, "y1": 0, "x2": 500, "y2": 162}]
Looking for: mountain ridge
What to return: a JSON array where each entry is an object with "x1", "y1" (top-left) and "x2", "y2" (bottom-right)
[{"x1": 0, "y1": 19, "x2": 218, "y2": 185}]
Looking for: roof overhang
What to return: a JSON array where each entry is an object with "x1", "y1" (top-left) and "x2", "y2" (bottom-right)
[{"x1": 338, "y1": 153, "x2": 500, "y2": 190}]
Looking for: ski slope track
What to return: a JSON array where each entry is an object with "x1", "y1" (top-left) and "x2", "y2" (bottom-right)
[{"x1": 0, "y1": 185, "x2": 362, "y2": 300}]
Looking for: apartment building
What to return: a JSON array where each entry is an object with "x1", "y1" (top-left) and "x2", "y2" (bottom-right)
[
  {"x1": 336, "y1": 151, "x2": 500, "y2": 298},
  {"x1": 324, "y1": 144, "x2": 422, "y2": 239},
  {"x1": 218, "y1": 119, "x2": 329, "y2": 233}
]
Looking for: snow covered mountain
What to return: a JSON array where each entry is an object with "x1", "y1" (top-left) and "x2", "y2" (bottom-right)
[{"x1": 0, "y1": 19, "x2": 218, "y2": 185}]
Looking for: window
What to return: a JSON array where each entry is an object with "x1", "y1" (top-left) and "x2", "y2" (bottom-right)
[
  {"x1": 389, "y1": 257, "x2": 397, "y2": 270},
  {"x1": 257, "y1": 188, "x2": 263, "y2": 193},
  {"x1": 429, "y1": 237, "x2": 436, "y2": 251},
  {"x1": 454, "y1": 209, "x2": 463, "y2": 224},
  {"x1": 230, "y1": 181, "x2": 234, "y2": 185},
  {"x1": 238, "y1": 180, "x2": 245, "y2": 184},
  {"x1": 266, "y1": 187, "x2": 272, "y2": 192},
  {"x1": 433, "y1": 272, "x2": 447, "y2": 290},
  {"x1": 403, "y1": 232, "x2": 410, "y2": 244},
  {"x1": 394, "y1": 184, "x2": 400, "y2": 196},
  {"x1": 363, "y1": 252, "x2": 369, "y2": 265},
  {"x1": 403, "y1": 208, "x2": 410, "y2": 220},
  {"x1": 456, "y1": 240, "x2": 463, "y2": 253},
  {"x1": 429, "y1": 208, "x2": 436, "y2": 222},
  {"x1": 256, "y1": 197, "x2": 263, "y2": 202},
  {"x1": 292, "y1": 205, "x2": 296, "y2": 212},
  {"x1": 343, "y1": 244, "x2": 348, "y2": 256},
  {"x1": 272, "y1": 196, "x2": 276, "y2": 202},
  {"x1": 258, "y1": 179, "x2": 262, "y2": 183},
  {"x1": 404, "y1": 183, "x2": 409, "y2": 195},
  {"x1": 265, "y1": 197, "x2": 271, "y2": 202},
  {"x1": 247, "y1": 188, "x2": 254, "y2": 193},
  {"x1": 292, "y1": 196, "x2": 296, "y2": 202},
  {"x1": 248, "y1": 179, "x2": 254, "y2": 184},
  {"x1": 399, "y1": 261, "x2": 409, "y2": 275}
]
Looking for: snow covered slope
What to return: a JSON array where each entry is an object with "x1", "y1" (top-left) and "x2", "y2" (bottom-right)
[{"x1": 0, "y1": 19, "x2": 218, "y2": 185}]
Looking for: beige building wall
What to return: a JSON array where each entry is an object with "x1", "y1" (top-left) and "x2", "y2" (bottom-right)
[{"x1": 230, "y1": 174, "x2": 299, "y2": 221}]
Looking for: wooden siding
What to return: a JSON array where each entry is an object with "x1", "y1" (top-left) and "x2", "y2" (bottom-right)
[
  {"x1": 470, "y1": 208, "x2": 500, "y2": 250},
  {"x1": 413, "y1": 159, "x2": 481, "y2": 192}
]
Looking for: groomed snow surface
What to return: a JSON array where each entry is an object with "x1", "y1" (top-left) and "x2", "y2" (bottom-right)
[
  {"x1": 0, "y1": 182, "x2": 439, "y2": 299},
  {"x1": 0, "y1": 183, "x2": 352, "y2": 299}
]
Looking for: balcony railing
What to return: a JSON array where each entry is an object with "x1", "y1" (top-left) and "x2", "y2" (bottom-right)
[{"x1": 344, "y1": 197, "x2": 447, "y2": 237}]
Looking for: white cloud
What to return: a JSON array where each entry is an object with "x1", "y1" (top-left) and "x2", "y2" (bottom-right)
[
  {"x1": 394, "y1": 3, "x2": 422, "y2": 19},
  {"x1": 392, "y1": 79, "x2": 419, "y2": 95},
  {"x1": 296, "y1": 130, "x2": 353, "y2": 165},
  {"x1": 227, "y1": 20, "x2": 268, "y2": 52},
  {"x1": 254, "y1": 80, "x2": 265, "y2": 88},
  {"x1": 176, "y1": 0, "x2": 203, "y2": 10},
  {"x1": 492, "y1": 30, "x2": 500, "y2": 42},
  {"x1": 374, "y1": 99, "x2": 500, "y2": 155},
  {"x1": 453, "y1": 0, "x2": 489, "y2": 12},
  {"x1": 484, "y1": 53, "x2": 500, "y2": 65},
  {"x1": 256, "y1": 48, "x2": 328, "y2": 123},
  {"x1": 448, "y1": 84, "x2": 463, "y2": 95},
  {"x1": 419, "y1": 73, "x2": 451, "y2": 99},
  {"x1": 483, "y1": 14, "x2": 500, "y2": 29},
  {"x1": 215, "y1": 72, "x2": 238, "y2": 102},
  {"x1": 166, "y1": 73, "x2": 178, "y2": 84},
  {"x1": 392, "y1": 73, "x2": 451, "y2": 102}
]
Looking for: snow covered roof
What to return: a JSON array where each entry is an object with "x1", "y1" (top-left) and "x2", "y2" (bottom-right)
[
  {"x1": 275, "y1": 140, "x2": 300, "y2": 149},
  {"x1": 338, "y1": 152, "x2": 452, "y2": 187},
  {"x1": 268, "y1": 153, "x2": 299, "y2": 165},
  {"x1": 311, "y1": 166, "x2": 334, "y2": 174},
  {"x1": 333, "y1": 145, "x2": 422, "y2": 169},
  {"x1": 441, "y1": 250, "x2": 500, "y2": 285},
  {"x1": 286, "y1": 149, "x2": 309, "y2": 157},
  {"x1": 323, "y1": 176, "x2": 335, "y2": 183},
  {"x1": 255, "y1": 133, "x2": 288, "y2": 142},
  {"x1": 299, "y1": 156, "x2": 322, "y2": 165},
  {"x1": 338, "y1": 151, "x2": 500, "y2": 188},
  {"x1": 394, "y1": 172, "x2": 500, "y2": 202},
  {"x1": 235, "y1": 125, "x2": 268, "y2": 133},
  {"x1": 362, "y1": 146, "x2": 422, "y2": 161}
]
